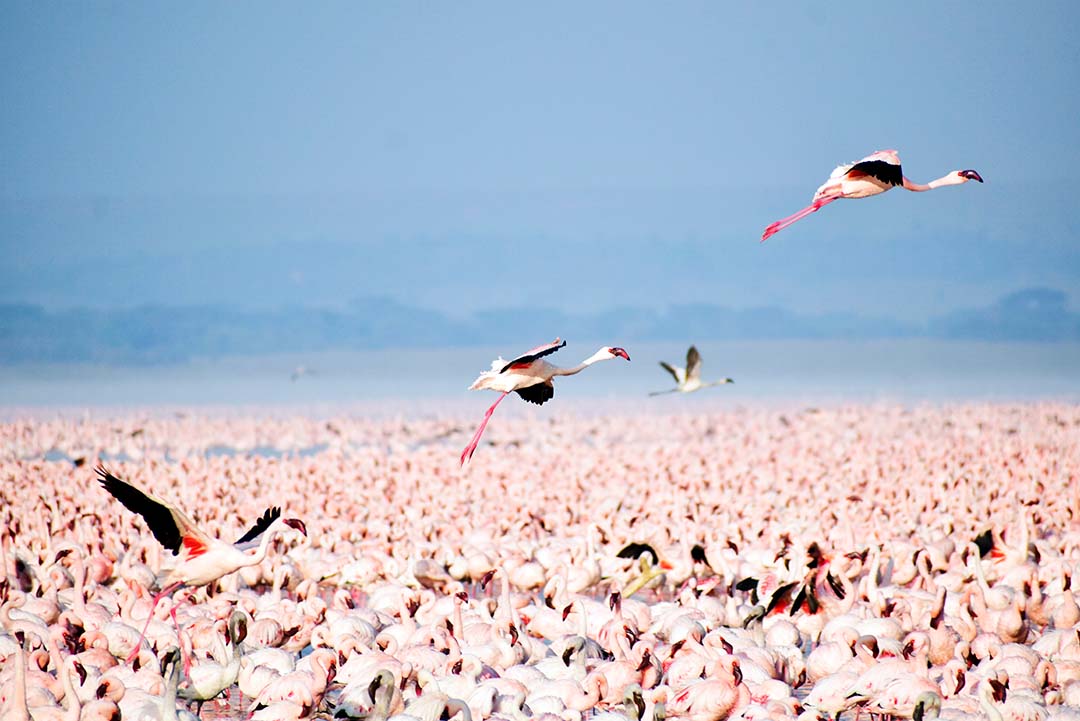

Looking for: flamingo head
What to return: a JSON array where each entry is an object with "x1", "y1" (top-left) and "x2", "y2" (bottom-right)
[
  {"x1": 284, "y1": 518, "x2": 307, "y2": 536},
  {"x1": 160, "y1": 647, "x2": 181, "y2": 674},
  {"x1": 606, "y1": 347, "x2": 631, "y2": 361},
  {"x1": 958, "y1": 169, "x2": 983, "y2": 183}
]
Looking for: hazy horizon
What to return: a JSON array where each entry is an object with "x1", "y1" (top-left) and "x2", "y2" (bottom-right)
[
  {"x1": 4, "y1": 2, "x2": 1079, "y2": 329},
  {"x1": 4, "y1": 339, "x2": 1080, "y2": 409}
]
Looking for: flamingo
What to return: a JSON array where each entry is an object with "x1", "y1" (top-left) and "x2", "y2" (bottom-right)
[
  {"x1": 95, "y1": 466, "x2": 307, "y2": 664},
  {"x1": 761, "y1": 149, "x2": 983, "y2": 241},
  {"x1": 460, "y1": 338, "x2": 630, "y2": 465},
  {"x1": 177, "y1": 611, "x2": 247, "y2": 715},
  {"x1": 649, "y1": 345, "x2": 733, "y2": 396}
]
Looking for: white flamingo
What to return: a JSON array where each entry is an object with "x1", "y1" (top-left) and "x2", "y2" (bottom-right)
[
  {"x1": 96, "y1": 466, "x2": 306, "y2": 665},
  {"x1": 461, "y1": 339, "x2": 630, "y2": 465},
  {"x1": 650, "y1": 346, "x2": 733, "y2": 396},
  {"x1": 761, "y1": 149, "x2": 983, "y2": 241}
]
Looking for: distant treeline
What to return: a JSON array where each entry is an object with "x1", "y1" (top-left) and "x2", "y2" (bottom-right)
[{"x1": 2, "y1": 288, "x2": 1077, "y2": 365}]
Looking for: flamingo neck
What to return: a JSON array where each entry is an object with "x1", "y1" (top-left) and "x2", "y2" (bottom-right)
[
  {"x1": 0, "y1": 522, "x2": 10, "y2": 588},
  {"x1": 373, "y1": 675, "x2": 395, "y2": 720},
  {"x1": 903, "y1": 173, "x2": 965, "y2": 192},
  {"x1": 161, "y1": 657, "x2": 181, "y2": 721},
  {"x1": 444, "y1": 698, "x2": 474, "y2": 721},
  {"x1": 237, "y1": 522, "x2": 289, "y2": 569},
  {"x1": 553, "y1": 351, "x2": 611, "y2": 377},
  {"x1": 499, "y1": 567, "x2": 520, "y2": 629},
  {"x1": 978, "y1": 682, "x2": 1005, "y2": 721},
  {"x1": 61, "y1": 659, "x2": 81, "y2": 721},
  {"x1": 70, "y1": 555, "x2": 88, "y2": 615},
  {"x1": 12, "y1": 638, "x2": 29, "y2": 721}
]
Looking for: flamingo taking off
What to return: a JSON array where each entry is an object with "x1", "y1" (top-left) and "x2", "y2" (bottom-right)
[
  {"x1": 761, "y1": 149, "x2": 983, "y2": 241},
  {"x1": 461, "y1": 339, "x2": 630, "y2": 465},
  {"x1": 96, "y1": 466, "x2": 307, "y2": 663},
  {"x1": 649, "y1": 345, "x2": 733, "y2": 396}
]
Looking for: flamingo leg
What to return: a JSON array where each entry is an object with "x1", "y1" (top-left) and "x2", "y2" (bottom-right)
[
  {"x1": 460, "y1": 392, "x2": 509, "y2": 465},
  {"x1": 760, "y1": 195, "x2": 840, "y2": 242},
  {"x1": 169, "y1": 595, "x2": 194, "y2": 676},
  {"x1": 126, "y1": 581, "x2": 184, "y2": 664}
]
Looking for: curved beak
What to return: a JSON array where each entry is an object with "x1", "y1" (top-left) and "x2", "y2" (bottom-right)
[
  {"x1": 284, "y1": 518, "x2": 307, "y2": 536},
  {"x1": 960, "y1": 169, "x2": 983, "y2": 183},
  {"x1": 611, "y1": 347, "x2": 631, "y2": 361}
]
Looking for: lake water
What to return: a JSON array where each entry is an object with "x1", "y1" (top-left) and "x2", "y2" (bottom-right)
[{"x1": 1, "y1": 340, "x2": 1078, "y2": 412}]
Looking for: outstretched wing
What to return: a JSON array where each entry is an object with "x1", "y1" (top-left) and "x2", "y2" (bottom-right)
[
  {"x1": 685, "y1": 346, "x2": 702, "y2": 382},
  {"x1": 235, "y1": 507, "x2": 281, "y2": 545},
  {"x1": 846, "y1": 157, "x2": 902, "y2": 187},
  {"x1": 658, "y1": 361, "x2": 681, "y2": 384},
  {"x1": 500, "y1": 338, "x2": 566, "y2": 373},
  {"x1": 515, "y1": 381, "x2": 554, "y2": 405},
  {"x1": 96, "y1": 466, "x2": 206, "y2": 555}
]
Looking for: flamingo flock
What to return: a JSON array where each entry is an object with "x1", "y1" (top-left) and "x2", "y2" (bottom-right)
[
  {"x1": 1, "y1": 403, "x2": 1077, "y2": 720},
  {"x1": 0, "y1": 120, "x2": 1005, "y2": 721}
]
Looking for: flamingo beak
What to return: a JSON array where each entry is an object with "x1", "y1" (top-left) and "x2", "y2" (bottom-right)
[
  {"x1": 611, "y1": 347, "x2": 631, "y2": 361},
  {"x1": 284, "y1": 518, "x2": 307, "y2": 536},
  {"x1": 959, "y1": 169, "x2": 983, "y2": 183}
]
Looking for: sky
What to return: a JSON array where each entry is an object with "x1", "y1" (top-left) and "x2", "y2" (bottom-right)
[{"x1": 2, "y1": 2, "x2": 1079, "y2": 323}]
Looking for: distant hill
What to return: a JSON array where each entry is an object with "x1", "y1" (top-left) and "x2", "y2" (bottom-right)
[
  {"x1": 2, "y1": 288, "x2": 1077, "y2": 365},
  {"x1": 928, "y1": 288, "x2": 1080, "y2": 342}
]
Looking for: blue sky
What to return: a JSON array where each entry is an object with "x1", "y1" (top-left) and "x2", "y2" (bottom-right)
[{"x1": 2, "y1": 2, "x2": 1078, "y2": 322}]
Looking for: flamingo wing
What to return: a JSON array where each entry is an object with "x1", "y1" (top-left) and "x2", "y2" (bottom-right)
[
  {"x1": 616, "y1": 542, "x2": 659, "y2": 566},
  {"x1": 515, "y1": 380, "x2": 554, "y2": 405},
  {"x1": 846, "y1": 158, "x2": 902, "y2": 187},
  {"x1": 685, "y1": 346, "x2": 702, "y2": 382},
  {"x1": 96, "y1": 466, "x2": 209, "y2": 556},
  {"x1": 499, "y1": 338, "x2": 566, "y2": 373},
  {"x1": 658, "y1": 361, "x2": 682, "y2": 384},
  {"x1": 235, "y1": 506, "x2": 282, "y2": 545}
]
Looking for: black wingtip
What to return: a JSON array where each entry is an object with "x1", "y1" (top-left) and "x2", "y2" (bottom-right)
[
  {"x1": 95, "y1": 465, "x2": 125, "y2": 495},
  {"x1": 617, "y1": 542, "x2": 659, "y2": 566},
  {"x1": 973, "y1": 529, "x2": 993, "y2": 557},
  {"x1": 734, "y1": 577, "x2": 758, "y2": 592},
  {"x1": 235, "y1": 506, "x2": 283, "y2": 545}
]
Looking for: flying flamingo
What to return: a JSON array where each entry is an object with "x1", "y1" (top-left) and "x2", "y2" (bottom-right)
[
  {"x1": 460, "y1": 339, "x2": 630, "y2": 465},
  {"x1": 95, "y1": 466, "x2": 307, "y2": 665},
  {"x1": 760, "y1": 149, "x2": 983, "y2": 241},
  {"x1": 649, "y1": 345, "x2": 733, "y2": 396}
]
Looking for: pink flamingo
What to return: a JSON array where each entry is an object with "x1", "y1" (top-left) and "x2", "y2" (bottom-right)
[
  {"x1": 761, "y1": 149, "x2": 983, "y2": 241},
  {"x1": 95, "y1": 466, "x2": 306, "y2": 665},
  {"x1": 461, "y1": 339, "x2": 630, "y2": 465}
]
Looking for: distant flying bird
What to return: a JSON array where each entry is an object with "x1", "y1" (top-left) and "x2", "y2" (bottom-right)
[
  {"x1": 650, "y1": 345, "x2": 733, "y2": 396},
  {"x1": 761, "y1": 149, "x2": 983, "y2": 241},
  {"x1": 290, "y1": 366, "x2": 313, "y2": 382},
  {"x1": 461, "y1": 338, "x2": 630, "y2": 465},
  {"x1": 96, "y1": 466, "x2": 307, "y2": 663}
]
